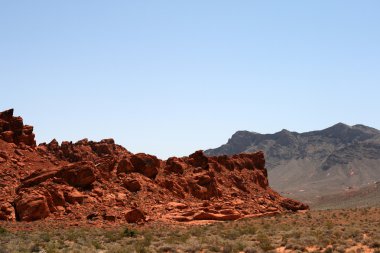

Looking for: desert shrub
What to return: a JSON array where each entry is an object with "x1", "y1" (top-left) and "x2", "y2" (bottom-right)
[
  {"x1": 0, "y1": 226, "x2": 7, "y2": 234},
  {"x1": 222, "y1": 243, "x2": 233, "y2": 253},
  {"x1": 40, "y1": 232, "x2": 52, "y2": 242},
  {"x1": 233, "y1": 240, "x2": 247, "y2": 251},
  {"x1": 64, "y1": 228, "x2": 86, "y2": 242},
  {"x1": 134, "y1": 232, "x2": 153, "y2": 252},
  {"x1": 256, "y1": 233, "x2": 274, "y2": 251},
  {"x1": 221, "y1": 229, "x2": 241, "y2": 240},
  {"x1": 134, "y1": 242, "x2": 148, "y2": 253},
  {"x1": 104, "y1": 230, "x2": 126, "y2": 243},
  {"x1": 262, "y1": 223, "x2": 271, "y2": 230},
  {"x1": 183, "y1": 243, "x2": 202, "y2": 253},
  {"x1": 325, "y1": 221, "x2": 334, "y2": 230},
  {"x1": 30, "y1": 243, "x2": 43, "y2": 252},
  {"x1": 164, "y1": 231, "x2": 191, "y2": 244},
  {"x1": 91, "y1": 240, "x2": 103, "y2": 250},
  {"x1": 123, "y1": 227, "x2": 137, "y2": 237},
  {"x1": 204, "y1": 244, "x2": 220, "y2": 252},
  {"x1": 290, "y1": 230, "x2": 301, "y2": 239},
  {"x1": 238, "y1": 226, "x2": 257, "y2": 236}
]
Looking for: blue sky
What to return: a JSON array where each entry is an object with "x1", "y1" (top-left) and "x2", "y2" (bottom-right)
[{"x1": 1, "y1": 1, "x2": 379, "y2": 158}]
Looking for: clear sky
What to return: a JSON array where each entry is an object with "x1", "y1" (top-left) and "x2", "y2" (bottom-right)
[{"x1": 1, "y1": 1, "x2": 379, "y2": 159}]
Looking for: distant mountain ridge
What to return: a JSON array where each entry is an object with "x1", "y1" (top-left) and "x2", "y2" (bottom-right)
[{"x1": 205, "y1": 123, "x2": 380, "y2": 206}]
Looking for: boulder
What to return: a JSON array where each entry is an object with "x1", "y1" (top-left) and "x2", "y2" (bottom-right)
[
  {"x1": 102, "y1": 211, "x2": 117, "y2": 222},
  {"x1": 167, "y1": 202, "x2": 188, "y2": 210},
  {"x1": 195, "y1": 172, "x2": 213, "y2": 186},
  {"x1": 46, "y1": 186, "x2": 66, "y2": 207},
  {"x1": 19, "y1": 169, "x2": 59, "y2": 189},
  {"x1": 23, "y1": 125, "x2": 34, "y2": 135},
  {"x1": 15, "y1": 192, "x2": 50, "y2": 221},
  {"x1": 92, "y1": 143, "x2": 112, "y2": 156},
  {"x1": 0, "y1": 151, "x2": 8, "y2": 160},
  {"x1": 165, "y1": 157, "x2": 185, "y2": 174},
  {"x1": 64, "y1": 189, "x2": 86, "y2": 204},
  {"x1": 116, "y1": 158, "x2": 134, "y2": 174},
  {"x1": 125, "y1": 208, "x2": 145, "y2": 223},
  {"x1": 47, "y1": 139, "x2": 60, "y2": 151},
  {"x1": 130, "y1": 153, "x2": 160, "y2": 179},
  {"x1": 0, "y1": 202, "x2": 16, "y2": 221},
  {"x1": 189, "y1": 150, "x2": 209, "y2": 169},
  {"x1": 280, "y1": 198, "x2": 309, "y2": 212},
  {"x1": 17, "y1": 133, "x2": 36, "y2": 146},
  {"x1": 1, "y1": 131, "x2": 13, "y2": 143},
  {"x1": 10, "y1": 117, "x2": 23, "y2": 132},
  {"x1": 56, "y1": 161, "x2": 96, "y2": 188},
  {"x1": 123, "y1": 179, "x2": 141, "y2": 192}
]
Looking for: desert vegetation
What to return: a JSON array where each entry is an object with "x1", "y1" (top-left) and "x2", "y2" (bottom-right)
[{"x1": 1, "y1": 207, "x2": 380, "y2": 253}]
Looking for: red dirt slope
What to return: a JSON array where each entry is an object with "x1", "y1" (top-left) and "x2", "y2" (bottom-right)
[{"x1": 0, "y1": 109, "x2": 308, "y2": 224}]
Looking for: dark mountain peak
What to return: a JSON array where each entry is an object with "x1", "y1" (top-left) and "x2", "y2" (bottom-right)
[
  {"x1": 275, "y1": 129, "x2": 296, "y2": 136},
  {"x1": 206, "y1": 123, "x2": 380, "y2": 204},
  {"x1": 231, "y1": 130, "x2": 255, "y2": 137},
  {"x1": 352, "y1": 124, "x2": 380, "y2": 135},
  {"x1": 334, "y1": 122, "x2": 349, "y2": 127},
  {"x1": 206, "y1": 123, "x2": 380, "y2": 161},
  {"x1": 318, "y1": 122, "x2": 351, "y2": 137},
  {"x1": 204, "y1": 130, "x2": 260, "y2": 156},
  {"x1": 272, "y1": 128, "x2": 295, "y2": 141},
  {"x1": 227, "y1": 131, "x2": 256, "y2": 148},
  {"x1": 325, "y1": 122, "x2": 350, "y2": 131},
  {"x1": 320, "y1": 123, "x2": 378, "y2": 142}
]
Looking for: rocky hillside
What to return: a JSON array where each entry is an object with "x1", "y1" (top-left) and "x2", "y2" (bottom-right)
[
  {"x1": 0, "y1": 109, "x2": 307, "y2": 224},
  {"x1": 205, "y1": 123, "x2": 380, "y2": 205}
]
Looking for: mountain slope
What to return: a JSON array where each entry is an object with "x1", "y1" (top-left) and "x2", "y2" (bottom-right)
[{"x1": 205, "y1": 123, "x2": 380, "y2": 205}]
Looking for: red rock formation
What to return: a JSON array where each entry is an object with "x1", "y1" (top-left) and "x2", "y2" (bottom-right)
[
  {"x1": 125, "y1": 209, "x2": 145, "y2": 223},
  {"x1": 15, "y1": 190, "x2": 51, "y2": 221},
  {"x1": 56, "y1": 161, "x2": 96, "y2": 188},
  {"x1": 0, "y1": 109, "x2": 308, "y2": 225},
  {"x1": 0, "y1": 109, "x2": 36, "y2": 147}
]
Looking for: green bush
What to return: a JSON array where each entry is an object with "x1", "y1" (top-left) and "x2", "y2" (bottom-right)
[
  {"x1": 123, "y1": 228, "x2": 137, "y2": 237},
  {"x1": 257, "y1": 233, "x2": 274, "y2": 251},
  {"x1": 0, "y1": 226, "x2": 7, "y2": 234}
]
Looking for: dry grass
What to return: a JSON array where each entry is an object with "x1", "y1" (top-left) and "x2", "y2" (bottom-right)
[{"x1": 1, "y1": 207, "x2": 380, "y2": 252}]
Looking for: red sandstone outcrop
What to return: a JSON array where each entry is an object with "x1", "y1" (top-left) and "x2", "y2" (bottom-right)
[
  {"x1": 0, "y1": 109, "x2": 36, "y2": 147},
  {"x1": 0, "y1": 109, "x2": 308, "y2": 225}
]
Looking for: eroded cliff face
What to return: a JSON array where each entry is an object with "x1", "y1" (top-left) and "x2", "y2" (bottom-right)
[{"x1": 0, "y1": 109, "x2": 308, "y2": 224}]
